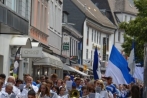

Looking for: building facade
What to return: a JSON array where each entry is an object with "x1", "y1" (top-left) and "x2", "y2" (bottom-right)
[
  {"x1": 91, "y1": 0, "x2": 137, "y2": 52},
  {"x1": 63, "y1": 0, "x2": 116, "y2": 74},
  {"x1": 48, "y1": 0, "x2": 63, "y2": 55},
  {"x1": 0, "y1": 0, "x2": 31, "y2": 78}
]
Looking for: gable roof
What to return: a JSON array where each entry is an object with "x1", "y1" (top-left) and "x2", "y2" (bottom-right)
[
  {"x1": 114, "y1": 0, "x2": 138, "y2": 15},
  {"x1": 71, "y1": 0, "x2": 116, "y2": 29},
  {"x1": 107, "y1": 0, "x2": 138, "y2": 26}
]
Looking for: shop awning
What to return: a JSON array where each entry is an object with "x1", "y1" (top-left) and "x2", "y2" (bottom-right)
[
  {"x1": 10, "y1": 36, "x2": 32, "y2": 48},
  {"x1": 69, "y1": 66, "x2": 89, "y2": 77},
  {"x1": 33, "y1": 52, "x2": 63, "y2": 69},
  {"x1": 63, "y1": 65, "x2": 75, "y2": 72}
]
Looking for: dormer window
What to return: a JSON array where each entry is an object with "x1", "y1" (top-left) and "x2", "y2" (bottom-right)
[{"x1": 63, "y1": 11, "x2": 69, "y2": 23}]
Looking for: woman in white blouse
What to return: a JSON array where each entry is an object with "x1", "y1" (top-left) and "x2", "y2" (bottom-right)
[{"x1": 95, "y1": 80, "x2": 113, "y2": 98}]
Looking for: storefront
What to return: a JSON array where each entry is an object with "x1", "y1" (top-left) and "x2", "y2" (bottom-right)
[
  {"x1": 10, "y1": 36, "x2": 32, "y2": 79},
  {"x1": 32, "y1": 42, "x2": 64, "y2": 80}
]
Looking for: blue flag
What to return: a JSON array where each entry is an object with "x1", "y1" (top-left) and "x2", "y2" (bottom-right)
[{"x1": 93, "y1": 47, "x2": 99, "y2": 80}]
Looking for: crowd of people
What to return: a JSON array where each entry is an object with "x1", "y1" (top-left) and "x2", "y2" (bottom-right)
[{"x1": 0, "y1": 73, "x2": 143, "y2": 98}]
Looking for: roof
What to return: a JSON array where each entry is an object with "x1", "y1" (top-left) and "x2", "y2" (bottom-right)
[
  {"x1": 114, "y1": 0, "x2": 138, "y2": 15},
  {"x1": 71, "y1": 0, "x2": 116, "y2": 29}
]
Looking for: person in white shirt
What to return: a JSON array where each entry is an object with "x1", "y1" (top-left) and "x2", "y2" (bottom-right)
[
  {"x1": 2, "y1": 76, "x2": 21, "y2": 96},
  {"x1": 20, "y1": 76, "x2": 38, "y2": 98},
  {"x1": 95, "y1": 79, "x2": 113, "y2": 98},
  {"x1": 2, "y1": 82, "x2": 17, "y2": 98}
]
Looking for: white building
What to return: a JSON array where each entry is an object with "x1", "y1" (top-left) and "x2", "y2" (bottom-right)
[
  {"x1": 0, "y1": 0, "x2": 31, "y2": 78},
  {"x1": 71, "y1": 0, "x2": 116, "y2": 70},
  {"x1": 48, "y1": 0, "x2": 63, "y2": 55},
  {"x1": 108, "y1": 0, "x2": 138, "y2": 52},
  {"x1": 48, "y1": 0, "x2": 63, "y2": 78}
]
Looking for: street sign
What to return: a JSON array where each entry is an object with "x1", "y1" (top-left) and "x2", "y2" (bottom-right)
[{"x1": 21, "y1": 47, "x2": 42, "y2": 58}]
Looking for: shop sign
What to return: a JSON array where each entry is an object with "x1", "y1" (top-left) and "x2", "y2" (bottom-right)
[
  {"x1": 21, "y1": 47, "x2": 42, "y2": 58},
  {"x1": 62, "y1": 35, "x2": 70, "y2": 50}
]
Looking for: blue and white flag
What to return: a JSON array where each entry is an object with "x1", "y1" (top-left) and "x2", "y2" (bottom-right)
[
  {"x1": 105, "y1": 45, "x2": 133, "y2": 85},
  {"x1": 133, "y1": 64, "x2": 144, "y2": 82},
  {"x1": 128, "y1": 41, "x2": 135, "y2": 75}
]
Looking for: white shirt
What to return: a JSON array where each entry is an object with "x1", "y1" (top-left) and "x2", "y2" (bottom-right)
[
  {"x1": 0, "y1": 91, "x2": 18, "y2": 98},
  {"x1": 2, "y1": 85, "x2": 20, "y2": 96},
  {"x1": 100, "y1": 90, "x2": 109, "y2": 98},
  {"x1": 57, "y1": 94, "x2": 68, "y2": 98},
  {"x1": 23, "y1": 84, "x2": 38, "y2": 93}
]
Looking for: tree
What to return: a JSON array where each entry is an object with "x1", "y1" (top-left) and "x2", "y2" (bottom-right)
[{"x1": 119, "y1": 0, "x2": 147, "y2": 63}]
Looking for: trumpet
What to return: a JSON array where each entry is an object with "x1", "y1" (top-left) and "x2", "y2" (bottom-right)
[{"x1": 69, "y1": 89, "x2": 80, "y2": 98}]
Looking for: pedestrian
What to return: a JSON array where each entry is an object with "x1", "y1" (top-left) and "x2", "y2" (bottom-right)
[
  {"x1": 2, "y1": 82, "x2": 16, "y2": 98},
  {"x1": 37, "y1": 82, "x2": 50, "y2": 98},
  {"x1": 22, "y1": 76, "x2": 38, "y2": 93},
  {"x1": 96, "y1": 79, "x2": 110, "y2": 98},
  {"x1": 2, "y1": 76, "x2": 21, "y2": 96},
  {"x1": 28, "y1": 89, "x2": 36, "y2": 98},
  {"x1": 50, "y1": 74, "x2": 58, "y2": 86},
  {"x1": 129, "y1": 85, "x2": 140, "y2": 98},
  {"x1": 57, "y1": 79, "x2": 64, "y2": 88},
  {"x1": 81, "y1": 86, "x2": 89, "y2": 98},
  {"x1": 57, "y1": 86, "x2": 68, "y2": 98},
  {"x1": 0, "y1": 73, "x2": 6, "y2": 87},
  {"x1": 106, "y1": 76, "x2": 117, "y2": 98}
]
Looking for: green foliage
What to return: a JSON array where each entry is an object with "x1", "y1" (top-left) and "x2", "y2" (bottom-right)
[{"x1": 119, "y1": 0, "x2": 147, "y2": 62}]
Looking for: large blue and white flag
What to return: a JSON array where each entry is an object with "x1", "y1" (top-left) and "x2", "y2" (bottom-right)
[
  {"x1": 93, "y1": 47, "x2": 101, "y2": 80},
  {"x1": 128, "y1": 41, "x2": 135, "y2": 75},
  {"x1": 105, "y1": 45, "x2": 133, "y2": 85}
]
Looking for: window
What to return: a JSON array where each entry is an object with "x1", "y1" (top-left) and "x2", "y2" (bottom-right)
[
  {"x1": 63, "y1": 12, "x2": 68, "y2": 23},
  {"x1": 106, "y1": 54, "x2": 109, "y2": 61},
  {"x1": 125, "y1": 15, "x2": 127, "y2": 22},
  {"x1": 37, "y1": 1, "x2": 40, "y2": 28},
  {"x1": 94, "y1": 30, "x2": 96, "y2": 42},
  {"x1": 130, "y1": 16, "x2": 132, "y2": 21},
  {"x1": 92, "y1": 29, "x2": 93, "y2": 42},
  {"x1": 70, "y1": 39, "x2": 73, "y2": 56},
  {"x1": 50, "y1": 1, "x2": 53, "y2": 28},
  {"x1": 25, "y1": 0, "x2": 28, "y2": 19},
  {"x1": 44, "y1": 8, "x2": 47, "y2": 32},
  {"x1": 87, "y1": 27, "x2": 89, "y2": 45},
  {"x1": 118, "y1": 32, "x2": 121, "y2": 42},
  {"x1": 99, "y1": 32, "x2": 101, "y2": 44},
  {"x1": 58, "y1": 9, "x2": 61, "y2": 33},
  {"x1": 11, "y1": 0, "x2": 16, "y2": 12},
  {"x1": 97, "y1": 31, "x2": 99, "y2": 43},
  {"x1": 55, "y1": 5, "x2": 57, "y2": 30},
  {"x1": 41, "y1": 5, "x2": 43, "y2": 30},
  {"x1": 86, "y1": 49, "x2": 88, "y2": 59},
  {"x1": 91, "y1": 50, "x2": 93, "y2": 60},
  {"x1": 103, "y1": 37, "x2": 106, "y2": 60},
  {"x1": 106, "y1": 35, "x2": 109, "y2": 51}
]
